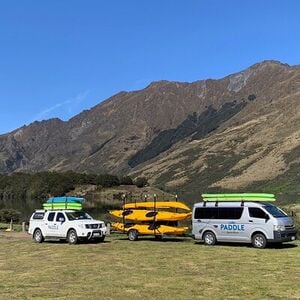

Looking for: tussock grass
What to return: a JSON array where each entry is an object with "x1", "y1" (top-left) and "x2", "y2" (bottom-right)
[
  {"x1": 0, "y1": 233, "x2": 299, "y2": 299},
  {"x1": 0, "y1": 223, "x2": 22, "y2": 232}
]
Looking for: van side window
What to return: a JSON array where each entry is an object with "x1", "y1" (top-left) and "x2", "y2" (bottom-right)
[
  {"x1": 194, "y1": 208, "x2": 218, "y2": 219},
  {"x1": 194, "y1": 207, "x2": 243, "y2": 219},
  {"x1": 48, "y1": 212, "x2": 55, "y2": 221},
  {"x1": 249, "y1": 208, "x2": 266, "y2": 219},
  {"x1": 218, "y1": 207, "x2": 243, "y2": 219}
]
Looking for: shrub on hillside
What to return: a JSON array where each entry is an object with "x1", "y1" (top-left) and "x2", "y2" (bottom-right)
[
  {"x1": 0, "y1": 209, "x2": 21, "y2": 223},
  {"x1": 119, "y1": 176, "x2": 133, "y2": 185},
  {"x1": 135, "y1": 177, "x2": 148, "y2": 188}
]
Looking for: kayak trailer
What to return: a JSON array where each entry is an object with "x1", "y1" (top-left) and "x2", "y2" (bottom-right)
[{"x1": 109, "y1": 194, "x2": 191, "y2": 241}]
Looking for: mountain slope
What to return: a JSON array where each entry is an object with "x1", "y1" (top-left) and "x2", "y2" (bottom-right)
[
  {"x1": 0, "y1": 60, "x2": 299, "y2": 201},
  {"x1": 130, "y1": 62, "x2": 300, "y2": 200}
]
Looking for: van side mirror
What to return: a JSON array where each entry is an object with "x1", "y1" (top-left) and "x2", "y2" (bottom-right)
[{"x1": 59, "y1": 217, "x2": 65, "y2": 223}]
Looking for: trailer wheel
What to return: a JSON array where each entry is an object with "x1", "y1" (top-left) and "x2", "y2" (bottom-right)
[
  {"x1": 203, "y1": 231, "x2": 216, "y2": 246},
  {"x1": 155, "y1": 235, "x2": 163, "y2": 241},
  {"x1": 128, "y1": 229, "x2": 138, "y2": 241}
]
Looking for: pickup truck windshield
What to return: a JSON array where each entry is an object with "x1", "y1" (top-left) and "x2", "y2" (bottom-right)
[
  {"x1": 263, "y1": 205, "x2": 288, "y2": 218},
  {"x1": 66, "y1": 212, "x2": 92, "y2": 220}
]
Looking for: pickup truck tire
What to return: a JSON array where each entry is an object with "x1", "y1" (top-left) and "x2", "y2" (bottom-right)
[
  {"x1": 67, "y1": 229, "x2": 78, "y2": 245},
  {"x1": 99, "y1": 236, "x2": 105, "y2": 242},
  {"x1": 33, "y1": 228, "x2": 44, "y2": 243},
  {"x1": 94, "y1": 236, "x2": 105, "y2": 243}
]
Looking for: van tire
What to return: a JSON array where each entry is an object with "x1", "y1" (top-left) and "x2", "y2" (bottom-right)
[
  {"x1": 252, "y1": 233, "x2": 267, "y2": 249},
  {"x1": 203, "y1": 231, "x2": 216, "y2": 246},
  {"x1": 128, "y1": 229, "x2": 138, "y2": 241},
  {"x1": 67, "y1": 229, "x2": 78, "y2": 245},
  {"x1": 33, "y1": 228, "x2": 44, "y2": 243}
]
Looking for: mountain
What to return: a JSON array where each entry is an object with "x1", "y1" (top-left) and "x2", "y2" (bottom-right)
[{"x1": 1, "y1": 60, "x2": 299, "y2": 201}]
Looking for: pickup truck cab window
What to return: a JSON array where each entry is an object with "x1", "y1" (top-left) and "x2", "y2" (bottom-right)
[
  {"x1": 56, "y1": 212, "x2": 65, "y2": 222},
  {"x1": 48, "y1": 212, "x2": 55, "y2": 221},
  {"x1": 66, "y1": 211, "x2": 92, "y2": 220}
]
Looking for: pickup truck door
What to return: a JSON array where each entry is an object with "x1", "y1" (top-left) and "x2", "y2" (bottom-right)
[
  {"x1": 55, "y1": 212, "x2": 69, "y2": 237},
  {"x1": 45, "y1": 212, "x2": 58, "y2": 237}
]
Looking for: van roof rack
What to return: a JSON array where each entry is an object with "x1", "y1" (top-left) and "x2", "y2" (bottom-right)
[{"x1": 201, "y1": 193, "x2": 276, "y2": 207}]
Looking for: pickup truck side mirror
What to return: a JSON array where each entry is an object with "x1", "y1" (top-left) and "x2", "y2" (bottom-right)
[
  {"x1": 265, "y1": 214, "x2": 270, "y2": 222},
  {"x1": 59, "y1": 217, "x2": 65, "y2": 223}
]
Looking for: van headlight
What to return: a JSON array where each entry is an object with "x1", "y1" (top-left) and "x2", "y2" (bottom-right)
[
  {"x1": 274, "y1": 225, "x2": 285, "y2": 231},
  {"x1": 78, "y1": 224, "x2": 85, "y2": 229}
]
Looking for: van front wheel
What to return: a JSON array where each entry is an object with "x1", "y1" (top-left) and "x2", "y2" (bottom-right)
[
  {"x1": 203, "y1": 231, "x2": 216, "y2": 246},
  {"x1": 252, "y1": 233, "x2": 267, "y2": 249}
]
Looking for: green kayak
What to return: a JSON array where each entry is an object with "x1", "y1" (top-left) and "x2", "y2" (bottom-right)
[
  {"x1": 43, "y1": 203, "x2": 82, "y2": 210},
  {"x1": 202, "y1": 197, "x2": 276, "y2": 202},
  {"x1": 201, "y1": 193, "x2": 275, "y2": 199}
]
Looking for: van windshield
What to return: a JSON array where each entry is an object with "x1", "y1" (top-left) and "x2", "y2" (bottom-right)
[
  {"x1": 263, "y1": 205, "x2": 287, "y2": 218},
  {"x1": 66, "y1": 212, "x2": 93, "y2": 220}
]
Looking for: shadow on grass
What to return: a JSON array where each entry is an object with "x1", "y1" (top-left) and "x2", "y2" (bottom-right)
[
  {"x1": 44, "y1": 239, "x2": 111, "y2": 245},
  {"x1": 115, "y1": 235, "x2": 189, "y2": 243},
  {"x1": 194, "y1": 241, "x2": 298, "y2": 249}
]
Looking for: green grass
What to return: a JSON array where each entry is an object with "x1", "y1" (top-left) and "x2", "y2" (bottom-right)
[
  {"x1": 0, "y1": 233, "x2": 299, "y2": 299},
  {"x1": 0, "y1": 223, "x2": 22, "y2": 232}
]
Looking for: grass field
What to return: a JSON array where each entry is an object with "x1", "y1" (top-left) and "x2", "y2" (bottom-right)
[
  {"x1": 0, "y1": 223, "x2": 22, "y2": 232},
  {"x1": 0, "y1": 233, "x2": 299, "y2": 300}
]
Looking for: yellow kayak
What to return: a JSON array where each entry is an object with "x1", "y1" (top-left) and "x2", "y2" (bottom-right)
[
  {"x1": 112, "y1": 222, "x2": 188, "y2": 235},
  {"x1": 110, "y1": 209, "x2": 192, "y2": 221},
  {"x1": 123, "y1": 201, "x2": 191, "y2": 211}
]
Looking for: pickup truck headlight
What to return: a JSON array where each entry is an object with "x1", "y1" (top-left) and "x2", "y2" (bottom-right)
[
  {"x1": 273, "y1": 225, "x2": 285, "y2": 231},
  {"x1": 78, "y1": 224, "x2": 85, "y2": 229}
]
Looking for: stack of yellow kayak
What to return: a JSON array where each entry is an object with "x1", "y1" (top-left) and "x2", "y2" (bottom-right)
[
  {"x1": 110, "y1": 209, "x2": 191, "y2": 222},
  {"x1": 112, "y1": 222, "x2": 188, "y2": 235},
  {"x1": 109, "y1": 200, "x2": 191, "y2": 238}
]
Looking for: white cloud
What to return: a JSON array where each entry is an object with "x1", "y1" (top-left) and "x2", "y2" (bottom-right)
[{"x1": 32, "y1": 89, "x2": 90, "y2": 122}]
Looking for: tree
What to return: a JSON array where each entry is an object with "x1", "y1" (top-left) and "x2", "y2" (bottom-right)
[
  {"x1": 135, "y1": 177, "x2": 148, "y2": 188},
  {"x1": 119, "y1": 176, "x2": 133, "y2": 185},
  {"x1": 0, "y1": 209, "x2": 21, "y2": 223}
]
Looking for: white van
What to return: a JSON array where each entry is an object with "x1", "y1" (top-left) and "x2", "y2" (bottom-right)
[{"x1": 192, "y1": 201, "x2": 297, "y2": 248}]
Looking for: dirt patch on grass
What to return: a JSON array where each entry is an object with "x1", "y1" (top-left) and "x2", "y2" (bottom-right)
[{"x1": 0, "y1": 231, "x2": 29, "y2": 241}]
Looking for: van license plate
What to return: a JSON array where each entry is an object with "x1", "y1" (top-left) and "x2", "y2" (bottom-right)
[
  {"x1": 291, "y1": 236, "x2": 295, "y2": 241},
  {"x1": 93, "y1": 232, "x2": 101, "y2": 237}
]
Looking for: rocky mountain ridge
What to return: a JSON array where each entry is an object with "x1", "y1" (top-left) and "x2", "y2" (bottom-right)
[{"x1": 1, "y1": 60, "x2": 299, "y2": 201}]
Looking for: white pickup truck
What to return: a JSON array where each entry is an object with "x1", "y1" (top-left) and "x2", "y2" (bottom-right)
[{"x1": 28, "y1": 210, "x2": 107, "y2": 244}]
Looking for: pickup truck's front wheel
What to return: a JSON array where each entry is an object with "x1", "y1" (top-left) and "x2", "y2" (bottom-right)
[
  {"x1": 98, "y1": 236, "x2": 105, "y2": 242},
  {"x1": 67, "y1": 229, "x2": 78, "y2": 245},
  {"x1": 93, "y1": 236, "x2": 105, "y2": 243}
]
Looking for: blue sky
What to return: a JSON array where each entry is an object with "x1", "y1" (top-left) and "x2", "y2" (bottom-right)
[{"x1": 0, "y1": 0, "x2": 299, "y2": 134}]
